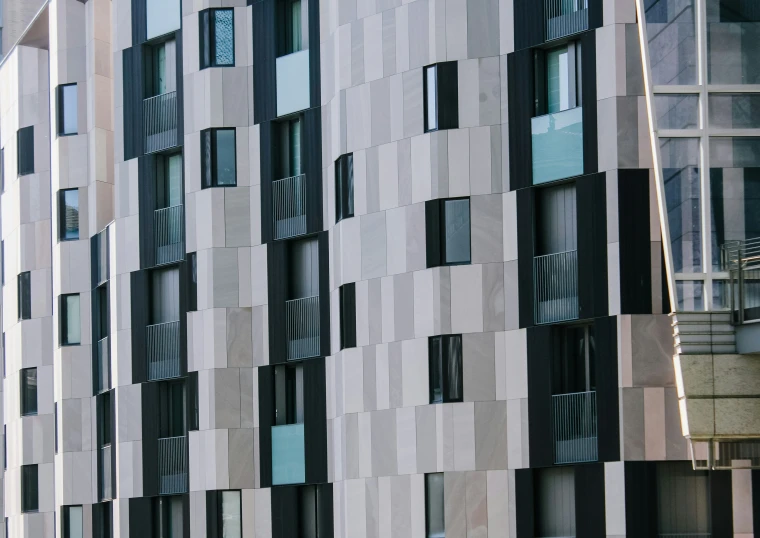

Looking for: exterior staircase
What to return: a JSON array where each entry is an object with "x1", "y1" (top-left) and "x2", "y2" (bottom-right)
[{"x1": 670, "y1": 311, "x2": 736, "y2": 355}]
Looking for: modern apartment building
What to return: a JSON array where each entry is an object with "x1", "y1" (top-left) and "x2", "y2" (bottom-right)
[{"x1": 0, "y1": 0, "x2": 758, "y2": 536}]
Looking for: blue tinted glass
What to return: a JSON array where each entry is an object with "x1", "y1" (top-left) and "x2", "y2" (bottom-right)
[
  {"x1": 214, "y1": 10, "x2": 234, "y2": 66},
  {"x1": 444, "y1": 199, "x2": 471, "y2": 264},
  {"x1": 215, "y1": 130, "x2": 236, "y2": 186},
  {"x1": 63, "y1": 189, "x2": 79, "y2": 240}
]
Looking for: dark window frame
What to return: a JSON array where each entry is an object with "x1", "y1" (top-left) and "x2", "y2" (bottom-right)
[
  {"x1": 59, "y1": 188, "x2": 80, "y2": 241},
  {"x1": 98, "y1": 391, "x2": 112, "y2": 448},
  {"x1": 428, "y1": 334, "x2": 463, "y2": 404},
  {"x1": 56, "y1": 83, "x2": 78, "y2": 137},
  {"x1": 424, "y1": 472, "x2": 445, "y2": 538},
  {"x1": 61, "y1": 293, "x2": 81, "y2": 346},
  {"x1": 20, "y1": 367, "x2": 38, "y2": 416},
  {"x1": 426, "y1": 197, "x2": 472, "y2": 268},
  {"x1": 21, "y1": 464, "x2": 39, "y2": 513},
  {"x1": 335, "y1": 153, "x2": 354, "y2": 223},
  {"x1": 18, "y1": 271, "x2": 31, "y2": 320},
  {"x1": 200, "y1": 128, "x2": 237, "y2": 188},
  {"x1": 339, "y1": 283, "x2": 356, "y2": 350},
  {"x1": 17, "y1": 126, "x2": 34, "y2": 176},
  {"x1": 423, "y1": 61, "x2": 459, "y2": 133},
  {"x1": 62, "y1": 505, "x2": 84, "y2": 538},
  {"x1": 199, "y1": 8, "x2": 236, "y2": 70}
]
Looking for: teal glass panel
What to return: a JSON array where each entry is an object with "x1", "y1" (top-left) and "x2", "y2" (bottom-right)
[
  {"x1": 271, "y1": 423, "x2": 305, "y2": 485},
  {"x1": 531, "y1": 107, "x2": 584, "y2": 185},
  {"x1": 276, "y1": 50, "x2": 311, "y2": 116}
]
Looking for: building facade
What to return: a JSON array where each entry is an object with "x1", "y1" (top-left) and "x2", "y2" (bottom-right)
[{"x1": 0, "y1": 0, "x2": 758, "y2": 537}]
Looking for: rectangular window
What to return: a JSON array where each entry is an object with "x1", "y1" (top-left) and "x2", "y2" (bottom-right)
[
  {"x1": 98, "y1": 391, "x2": 112, "y2": 447},
  {"x1": 339, "y1": 283, "x2": 356, "y2": 350},
  {"x1": 21, "y1": 367, "x2": 38, "y2": 416},
  {"x1": 158, "y1": 381, "x2": 186, "y2": 438},
  {"x1": 201, "y1": 128, "x2": 237, "y2": 188},
  {"x1": 21, "y1": 465, "x2": 39, "y2": 512},
  {"x1": 188, "y1": 371, "x2": 199, "y2": 431},
  {"x1": 199, "y1": 9, "x2": 235, "y2": 69},
  {"x1": 188, "y1": 252, "x2": 198, "y2": 311},
  {"x1": 335, "y1": 153, "x2": 354, "y2": 223},
  {"x1": 59, "y1": 189, "x2": 80, "y2": 241},
  {"x1": 63, "y1": 506, "x2": 84, "y2": 538},
  {"x1": 278, "y1": 0, "x2": 305, "y2": 56},
  {"x1": 425, "y1": 473, "x2": 445, "y2": 538},
  {"x1": 2, "y1": 333, "x2": 5, "y2": 378},
  {"x1": 157, "y1": 153, "x2": 183, "y2": 209},
  {"x1": 220, "y1": 491, "x2": 242, "y2": 538},
  {"x1": 553, "y1": 325, "x2": 595, "y2": 395},
  {"x1": 57, "y1": 84, "x2": 78, "y2": 136},
  {"x1": 274, "y1": 364, "x2": 304, "y2": 426},
  {"x1": 61, "y1": 294, "x2": 81, "y2": 345},
  {"x1": 425, "y1": 198, "x2": 471, "y2": 268},
  {"x1": 536, "y1": 41, "x2": 582, "y2": 116},
  {"x1": 535, "y1": 467, "x2": 576, "y2": 537},
  {"x1": 17, "y1": 126, "x2": 34, "y2": 176},
  {"x1": 423, "y1": 62, "x2": 459, "y2": 133},
  {"x1": 147, "y1": 40, "x2": 177, "y2": 98},
  {"x1": 428, "y1": 335, "x2": 463, "y2": 403},
  {"x1": 154, "y1": 496, "x2": 184, "y2": 538},
  {"x1": 150, "y1": 267, "x2": 180, "y2": 325},
  {"x1": 18, "y1": 271, "x2": 31, "y2": 320}
]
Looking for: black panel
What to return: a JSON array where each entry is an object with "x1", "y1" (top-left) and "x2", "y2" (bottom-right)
[
  {"x1": 187, "y1": 371, "x2": 199, "y2": 431},
  {"x1": 123, "y1": 46, "x2": 145, "y2": 161},
  {"x1": 131, "y1": 0, "x2": 147, "y2": 45},
  {"x1": 141, "y1": 381, "x2": 160, "y2": 497},
  {"x1": 425, "y1": 200, "x2": 441, "y2": 268},
  {"x1": 260, "y1": 121, "x2": 274, "y2": 243},
  {"x1": 624, "y1": 461, "x2": 658, "y2": 537},
  {"x1": 589, "y1": 0, "x2": 604, "y2": 30},
  {"x1": 308, "y1": 0, "x2": 321, "y2": 108},
  {"x1": 710, "y1": 471, "x2": 734, "y2": 537},
  {"x1": 340, "y1": 283, "x2": 357, "y2": 350},
  {"x1": 175, "y1": 31, "x2": 185, "y2": 144},
  {"x1": 17, "y1": 126, "x2": 34, "y2": 176},
  {"x1": 317, "y1": 483, "x2": 334, "y2": 538},
  {"x1": 258, "y1": 366, "x2": 274, "y2": 488},
  {"x1": 516, "y1": 187, "x2": 535, "y2": 328},
  {"x1": 110, "y1": 390, "x2": 116, "y2": 498},
  {"x1": 507, "y1": 50, "x2": 535, "y2": 191},
  {"x1": 437, "y1": 62, "x2": 459, "y2": 130},
  {"x1": 526, "y1": 325, "x2": 555, "y2": 468},
  {"x1": 304, "y1": 109, "x2": 324, "y2": 234},
  {"x1": 576, "y1": 173, "x2": 608, "y2": 319},
  {"x1": 179, "y1": 261, "x2": 189, "y2": 376},
  {"x1": 753, "y1": 470, "x2": 760, "y2": 537},
  {"x1": 267, "y1": 242, "x2": 288, "y2": 364},
  {"x1": 618, "y1": 169, "x2": 652, "y2": 314},
  {"x1": 318, "y1": 232, "x2": 331, "y2": 358},
  {"x1": 138, "y1": 155, "x2": 157, "y2": 269},
  {"x1": 130, "y1": 270, "x2": 149, "y2": 383},
  {"x1": 594, "y1": 316, "x2": 620, "y2": 462},
  {"x1": 206, "y1": 491, "x2": 220, "y2": 538},
  {"x1": 515, "y1": 468, "x2": 535, "y2": 538},
  {"x1": 271, "y1": 487, "x2": 299, "y2": 538},
  {"x1": 303, "y1": 357, "x2": 328, "y2": 484},
  {"x1": 581, "y1": 31, "x2": 598, "y2": 176},
  {"x1": 128, "y1": 497, "x2": 153, "y2": 538},
  {"x1": 252, "y1": 0, "x2": 278, "y2": 124},
  {"x1": 513, "y1": 0, "x2": 545, "y2": 51},
  {"x1": 575, "y1": 464, "x2": 606, "y2": 538}
]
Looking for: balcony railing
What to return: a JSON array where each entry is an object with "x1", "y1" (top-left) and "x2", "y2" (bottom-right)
[
  {"x1": 532, "y1": 106, "x2": 584, "y2": 185},
  {"x1": 276, "y1": 50, "x2": 311, "y2": 117},
  {"x1": 155, "y1": 205, "x2": 184, "y2": 265},
  {"x1": 545, "y1": 0, "x2": 589, "y2": 41},
  {"x1": 144, "y1": 91, "x2": 178, "y2": 154},
  {"x1": 147, "y1": 321, "x2": 181, "y2": 381},
  {"x1": 552, "y1": 390, "x2": 597, "y2": 464},
  {"x1": 159, "y1": 435, "x2": 188, "y2": 494},
  {"x1": 97, "y1": 336, "x2": 110, "y2": 394},
  {"x1": 286, "y1": 295, "x2": 320, "y2": 360},
  {"x1": 273, "y1": 174, "x2": 308, "y2": 240},
  {"x1": 100, "y1": 445, "x2": 112, "y2": 500},
  {"x1": 271, "y1": 423, "x2": 305, "y2": 485},
  {"x1": 722, "y1": 237, "x2": 760, "y2": 324},
  {"x1": 534, "y1": 250, "x2": 579, "y2": 324}
]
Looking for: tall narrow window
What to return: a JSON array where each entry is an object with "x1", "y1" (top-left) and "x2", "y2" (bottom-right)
[
  {"x1": 199, "y1": 9, "x2": 235, "y2": 69},
  {"x1": 188, "y1": 372, "x2": 199, "y2": 431},
  {"x1": 274, "y1": 364, "x2": 304, "y2": 425},
  {"x1": 63, "y1": 506, "x2": 84, "y2": 538},
  {"x1": 535, "y1": 467, "x2": 576, "y2": 537},
  {"x1": 425, "y1": 198, "x2": 471, "y2": 268},
  {"x1": 425, "y1": 473, "x2": 445, "y2": 538},
  {"x1": 429, "y1": 335, "x2": 463, "y2": 403},
  {"x1": 157, "y1": 154, "x2": 183, "y2": 209},
  {"x1": 158, "y1": 381, "x2": 186, "y2": 438},
  {"x1": 201, "y1": 128, "x2": 237, "y2": 188},
  {"x1": 335, "y1": 153, "x2": 354, "y2": 223},
  {"x1": 18, "y1": 271, "x2": 31, "y2": 320},
  {"x1": 61, "y1": 294, "x2": 81, "y2": 345},
  {"x1": 57, "y1": 84, "x2": 78, "y2": 136},
  {"x1": 423, "y1": 62, "x2": 459, "y2": 133},
  {"x1": 279, "y1": 0, "x2": 305, "y2": 56},
  {"x1": 59, "y1": 189, "x2": 80, "y2": 241},
  {"x1": 339, "y1": 283, "x2": 356, "y2": 350},
  {"x1": 1, "y1": 147, "x2": 5, "y2": 191},
  {"x1": 154, "y1": 496, "x2": 184, "y2": 538},
  {"x1": 220, "y1": 491, "x2": 242, "y2": 538},
  {"x1": 17, "y1": 126, "x2": 34, "y2": 176},
  {"x1": 21, "y1": 367, "x2": 38, "y2": 416},
  {"x1": 537, "y1": 41, "x2": 582, "y2": 116},
  {"x1": 188, "y1": 252, "x2": 198, "y2": 311},
  {"x1": 21, "y1": 464, "x2": 38, "y2": 512}
]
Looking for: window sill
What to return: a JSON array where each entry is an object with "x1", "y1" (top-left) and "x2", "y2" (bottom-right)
[
  {"x1": 56, "y1": 132, "x2": 78, "y2": 138},
  {"x1": 335, "y1": 214, "x2": 354, "y2": 225},
  {"x1": 58, "y1": 237, "x2": 80, "y2": 243},
  {"x1": 199, "y1": 64, "x2": 236, "y2": 70},
  {"x1": 60, "y1": 342, "x2": 81, "y2": 348},
  {"x1": 21, "y1": 412, "x2": 38, "y2": 417},
  {"x1": 201, "y1": 183, "x2": 237, "y2": 189}
]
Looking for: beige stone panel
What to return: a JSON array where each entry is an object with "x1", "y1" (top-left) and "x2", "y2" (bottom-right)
[
  {"x1": 676, "y1": 354, "x2": 714, "y2": 398},
  {"x1": 643, "y1": 386, "x2": 666, "y2": 460},
  {"x1": 714, "y1": 354, "x2": 760, "y2": 396},
  {"x1": 715, "y1": 399, "x2": 760, "y2": 437},
  {"x1": 681, "y1": 398, "x2": 715, "y2": 438}
]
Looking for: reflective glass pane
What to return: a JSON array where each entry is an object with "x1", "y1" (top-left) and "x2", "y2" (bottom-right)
[
  {"x1": 443, "y1": 199, "x2": 471, "y2": 264},
  {"x1": 654, "y1": 94, "x2": 699, "y2": 129},
  {"x1": 62, "y1": 189, "x2": 79, "y2": 240},
  {"x1": 214, "y1": 10, "x2": 234, "y2": 66},
  {"x1": 707, "y1": 0, "x2": 760, "y2": 84},
  {"x1": 425, "y1": 474, "x2": 445, "y2": 538},
  {"x1": 446, "y1": 336, "x2": 462, "y2": 402},
  {"x1": 61, "y1": 85, "x2": 77, "y2": 135},
  {"x1": 215, "y1": 130, "x2": 237, "y2": 186},
  {"x1": 547, "y1": 46, "x2": 570, "y2": 113},
  {"x1": 712, "y1": 280, "x2": 730, "y2": 310},
  {"x1": 709, "y1": 94, "x2": 760, "y2": 128},
  {"x1": 426, "y1": 66, "x2": 438, "y2": 131},
  {"x1": 661, "y1": 138, "x2": 702, "y2": 273},
  {"x1": 221, "y1": 491, "x2": 241, "y2": 538},
  {"x1": 645, "y1": 0, "x2": 697, "y2": 85},
  {"x1": 67, "y1": 506, "x2": 83, "y2": 538},
  {"x1": 64, "y1": 295, "x2": 81, "y2": 345},
  {"x1": 429, "y1": 337, "x2": 443, "y2": 403},
  {"x1": 676, "y1": 280, "x2": 705, "y2": 311}
]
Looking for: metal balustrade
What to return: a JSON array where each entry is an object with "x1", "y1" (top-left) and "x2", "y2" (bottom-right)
[
  {"x1": 533, "y1": 250, "x2": 579, "y2": 324},
  {"x1": 144, "y1": 91, "x2": 178, "y2": 154},
  {"x1": 273, "y1": 174, "x2": 307, "y2": 240},
  {"x1": 545, "y1": 0, "x2": 588, "y2": 41},
  {"x1": 97, "y1": 336, "x2": 110, "y2": 393},
  {"x1": 722, "y1": 237, "x2": 760, "y2": 324},
  {"x1": 147, "y1": 321, "x2": 181, "y2": 381},
  {"x1": 285, "y1": 295, "x2": 320, "y2": 360},
  {"x1": 552, "y1": 391, "x2": 597, "y2": 464},
  {"x1": 100, "y1": 445, "x2": 112, "y2": 500},
  {"x1": 158, "y1": 436, "x2": 188, "y2": 494},
  {"x1": 155, "y1": 205, "x2": 184, "y2": 265}
]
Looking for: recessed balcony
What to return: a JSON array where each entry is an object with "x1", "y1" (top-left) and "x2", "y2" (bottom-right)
[
  {"x1": 286, "y1": 295, "x2": 321, "y2": 361},
  {"x1": 158, "y1": 435, "x2": 188, "y2": 494},
  {"x1": 534, "y1": 250, "x2": 579, "y2": 325},
  {"x1": 273, "y1": 174, "x2": 308, "y2": 240},
  {"x1": 144, "y1": 91, "x2": 179, "y2": 155},
  {"x1": 154, "y1": 204, "x2": 184, "y2": 265},
  {"x1": 146, "y1": 320, "x2": 181, "y2": 381},
  {"x1": 552, "y1": 390, "x2": 597, "y2": 464}
]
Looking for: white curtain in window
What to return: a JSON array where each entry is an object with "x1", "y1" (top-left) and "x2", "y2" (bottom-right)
[{"x1": 221, "y1": 491, "x2": 242, "y2": 538}]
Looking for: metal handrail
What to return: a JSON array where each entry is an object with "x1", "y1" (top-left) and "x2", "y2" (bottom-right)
[
  {"x1": 721, "y1": 237, "x2": 760, "y2": 325},
  {"x1": 552, "y1": 390, "x2": 597, "y2": 464},
  {"x1": 545, "y1": 0, "x2": 589, "y2": 41},
  {"x1": 146, "y1": 320, "x2": 181, "y2": 381},
  {"x1": 158, "y1": 435, "x2": 188, "y2": 494},
  {"x1": 273, "y1": 174, "x2": 308, "y2": 240},
  {"x1": 154, "y1": 204, "x2": 184, "y2": 265},
  {"x1": 144, "y1": 91, "x2": 178, "y2": 154},
  {"x1": 285, "y1": 295, "x2": 320, "y2": 360},
  {"x1": 533, "y1": 250, "x2": 579, "y2": 324}
]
